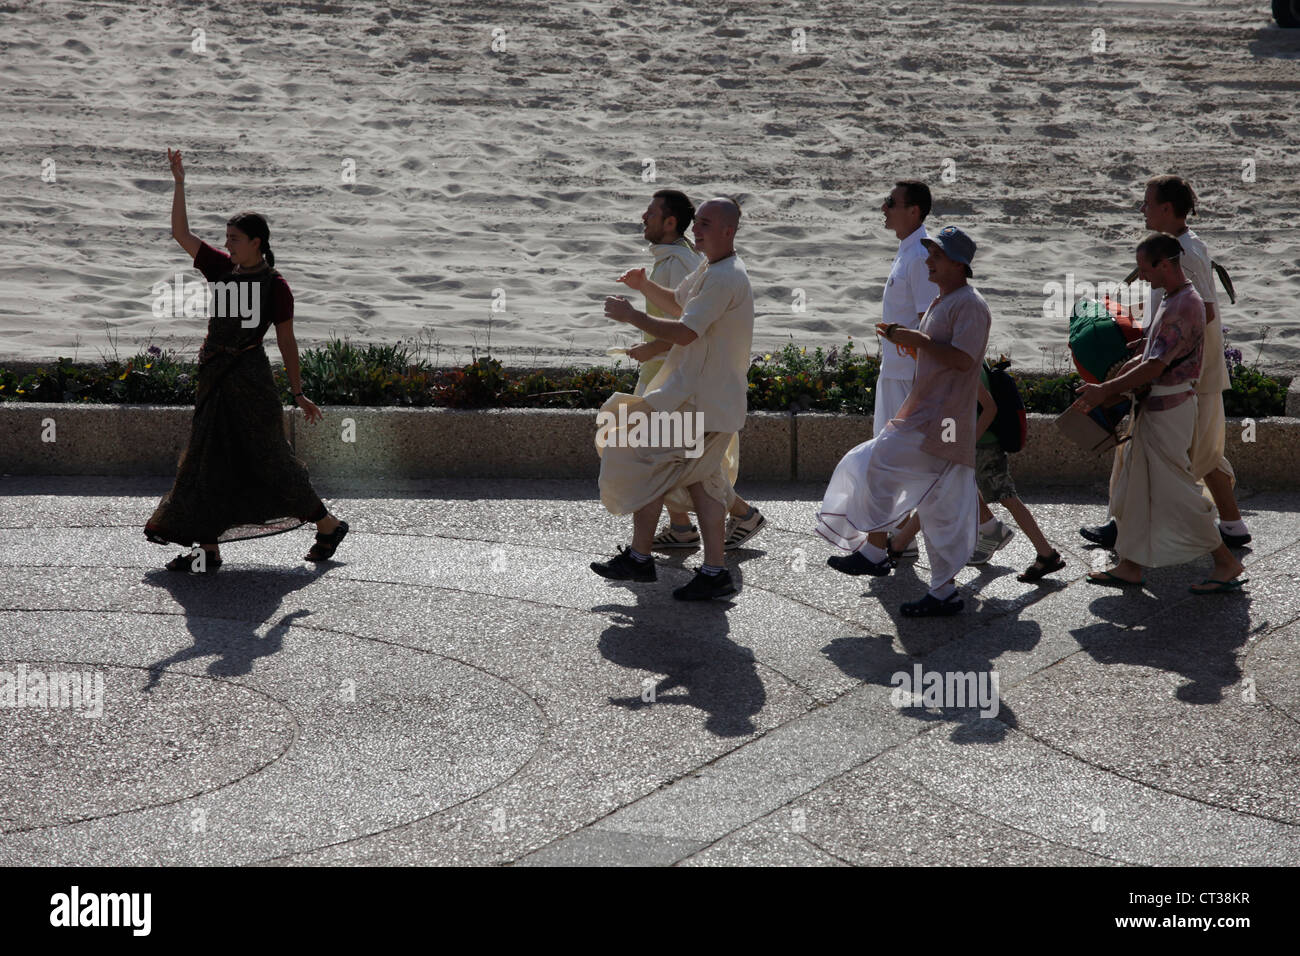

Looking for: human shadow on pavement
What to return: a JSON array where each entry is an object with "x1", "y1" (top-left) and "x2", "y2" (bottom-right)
[
  {"x1": 141, "y1": 566, "x2": 327, "y2": 691},
  {"x1": 1072, "y1": 588, "x2": 1253, "y2": 704},
  {"x1": 822, "y1": 559, "x2": 1050, "y2": 743},
  {"x1": 594, "y1": 565, "x2": 765, "y2": 738}
]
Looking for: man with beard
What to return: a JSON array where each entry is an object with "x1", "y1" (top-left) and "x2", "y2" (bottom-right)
[{"x1": 619, "y1": 190, "x2": 765, "y2": 554}]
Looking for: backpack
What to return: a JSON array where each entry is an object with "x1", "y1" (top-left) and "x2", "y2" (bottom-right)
[
  {"x1": 981, "y1": 359, "x2": 1028, "y2": 453},
  {"x1": 1069, "y1": 297, "x2": 1141, "y2": 384}
]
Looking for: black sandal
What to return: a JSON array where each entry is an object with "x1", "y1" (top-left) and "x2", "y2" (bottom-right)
[
  {"x1": 166, "y1": 549, "x2": 222, "y2": 573},
  {"x1": 305, "y1": 520, "x2": 349, "y2": 562},
  {"x1": 1017, "y1": 550, "x2": 1065, "y2": 582}
]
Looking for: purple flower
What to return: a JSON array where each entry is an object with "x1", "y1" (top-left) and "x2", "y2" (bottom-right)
[{"x1": 147, "y1": 345, "x2": 162, "y2": 356}]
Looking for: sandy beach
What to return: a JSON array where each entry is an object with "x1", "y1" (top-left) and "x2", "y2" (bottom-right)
[{"x1": 2, "y1": 0, "x2": 1298, "y2": 374}]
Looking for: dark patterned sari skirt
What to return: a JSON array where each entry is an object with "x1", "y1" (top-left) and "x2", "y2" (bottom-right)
[{"x1": 145, "y1": 345, "x2": 325, "y2": 547}]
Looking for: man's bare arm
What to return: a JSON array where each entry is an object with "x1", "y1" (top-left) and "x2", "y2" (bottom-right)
[
  {"x1": 605, "y1": 297, "x2": 697, "y2": 345},
  {"x1": 1074, "y1": 355, "x2": 1167, "y2": 410},
  {"x1": 1103, "y1": 355, "x2": 1167, "y2": 397},
  {"x1": 881, "y1": 324, "x2": 975, "y2": 372},
  {"x1": 616, "y1": 268, "x2": 682, "y2": 318}
]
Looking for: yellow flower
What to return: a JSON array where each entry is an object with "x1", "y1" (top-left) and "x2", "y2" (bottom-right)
[
  {"x1": 16, "y1": 388, "x2": 25, "y2": 394},
  {"x1": 119, "y1": 371, "x2": 128, "y2": 380},
  {"x1": 763, "y1": 353, "x2": 772, "y2": 361},
  {"x1": 145, "y1": 363, "x2": 153, "y2": 369}
]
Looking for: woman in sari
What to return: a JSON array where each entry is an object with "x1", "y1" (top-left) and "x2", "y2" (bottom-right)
[{"x1": 145, "y1": 148, "x2": 348, "y2": 571}]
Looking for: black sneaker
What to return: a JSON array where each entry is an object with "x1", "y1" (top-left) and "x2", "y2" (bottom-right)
[
  {"x1": 827, "y1": 550, "x2": 893, "y2": 576},
  {"x1": 590, "y1": 547, "x2": 656, "y2": 582},
  {"x1": 1220, "y1": 528, "x2": 1252, "y2": 549},
  {"x1": 900, "y1": 592, "x2": 964, "y2": 617},
  {"x1": 1079, "y1": 519, "x2": 1117, "y2": 548},
  {"x1": 672, "y1": 568, "x2": 737, "y2": 601}
]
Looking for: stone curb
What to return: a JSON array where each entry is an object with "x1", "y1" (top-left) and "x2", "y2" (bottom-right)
[{"x1": 2, "y1": 404, "x2": 1297, "y2": 488}]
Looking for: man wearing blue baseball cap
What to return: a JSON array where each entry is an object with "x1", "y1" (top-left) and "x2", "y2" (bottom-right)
[{"x1": 816, "y1": 225, "x2": 991, "y2": 616}]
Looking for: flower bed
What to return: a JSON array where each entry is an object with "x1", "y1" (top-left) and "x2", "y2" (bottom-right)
[{"x1": 0, "y1": 337, "x2": 1288, "y2": 417}]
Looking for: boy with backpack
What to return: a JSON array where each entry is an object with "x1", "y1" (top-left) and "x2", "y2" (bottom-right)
[{"x1": 969, "y1": 365, "x2": 1065, "y2": 580}]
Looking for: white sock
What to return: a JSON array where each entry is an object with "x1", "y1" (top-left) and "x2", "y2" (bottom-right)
[
  {"x1": 929, "y1": 582, "x2": 957, "y2": 601},
  {"x1": 858, "y1": 542, "x2": 888, "y2": 563},
  {"x1": 1218, "y1": 519, "x2": 1249, "y2": 536}
]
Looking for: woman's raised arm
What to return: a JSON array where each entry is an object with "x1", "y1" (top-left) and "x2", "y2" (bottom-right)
[{"x1": 167, "y1": 148, "x2": 201, "y2": 258}]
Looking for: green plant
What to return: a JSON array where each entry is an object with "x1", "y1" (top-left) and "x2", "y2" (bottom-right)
[
  {"x1": 1224, "y1": 364, "x2": 1287, "y2": 417},
  {"x1": 746, "y1": 339, "x2": 880, "y2": 413},
  {"x1": 0, "y1": 336, "x2": 1288, "y2": 418}
]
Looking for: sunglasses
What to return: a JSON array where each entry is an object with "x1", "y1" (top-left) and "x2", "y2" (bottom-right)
[{"x1": 883, "y1": 196, "x2": 915, "y2": 210}]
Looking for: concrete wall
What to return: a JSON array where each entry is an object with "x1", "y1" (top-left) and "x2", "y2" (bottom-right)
[{"x1": 2, "y1": 403, "x2": 1297, "y2": 488}]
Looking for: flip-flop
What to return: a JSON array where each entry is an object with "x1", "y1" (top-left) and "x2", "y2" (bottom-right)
[
  {"x1": 1086, "y1": 570, "x2": 1145, "y2": 587},
  {"x1": 1189, "y1": 577, "x2": 1248, "y2": 595}
]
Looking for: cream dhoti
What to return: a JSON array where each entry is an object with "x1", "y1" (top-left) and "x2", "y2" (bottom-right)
[
  {"x1": 816, "y1": 423, "x2": 977, "y2": 590},
  {"x1": 1188, "y1": 387, "x2": 1236, "y2": 488},
  {"x1": 1110, "y1": 386, "x2": 1221, "y2": 567},
  {"x1": 634, "y1": 371, "x2": 741, "y2": 510},
  {"x1": 596, "y1": 392, "x2": 737, "y2": 516}
]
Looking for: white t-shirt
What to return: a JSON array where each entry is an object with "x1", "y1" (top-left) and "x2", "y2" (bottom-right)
[
  {"x1": 642, "y1": 253, "x2": 755, "y2": 434},
  {"x1": 1149, "y1": 229, "x2": 1229, "y2": 394},
  {"x1": 879, "y1": 225, "x2": 939, "y2": 381}
]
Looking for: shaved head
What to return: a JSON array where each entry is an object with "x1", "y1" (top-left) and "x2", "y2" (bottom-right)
[
  {"x1": 691, "y1": 194, "x2": 742, "y2": 262},
  {"x1": 700, "y1": 196, "x2": 741, "y2": 230}
]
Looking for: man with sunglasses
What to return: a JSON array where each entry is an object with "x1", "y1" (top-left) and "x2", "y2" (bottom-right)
[
  {"x1": 877, "y1": 181, "x2": 940, "y2": 436},
  {"x1": 873, "y1": 181, "x2": 941, "y2": 560},
  {"x1": 1074, "y1": 234, "x2": 1245, "y2": 595}
]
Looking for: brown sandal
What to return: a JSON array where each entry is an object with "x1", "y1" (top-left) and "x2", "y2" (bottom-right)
[{"x1": 305, "y1": 520, "x2": 349, "y2": 561}]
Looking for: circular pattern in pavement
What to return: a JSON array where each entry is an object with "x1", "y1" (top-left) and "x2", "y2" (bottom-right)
[
  {"x1": 0, "y1": 661, "x2": 294, "y2": 831},
  {"x1": 0, "y1": 609, "x2": 546, "y2": 865}
]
